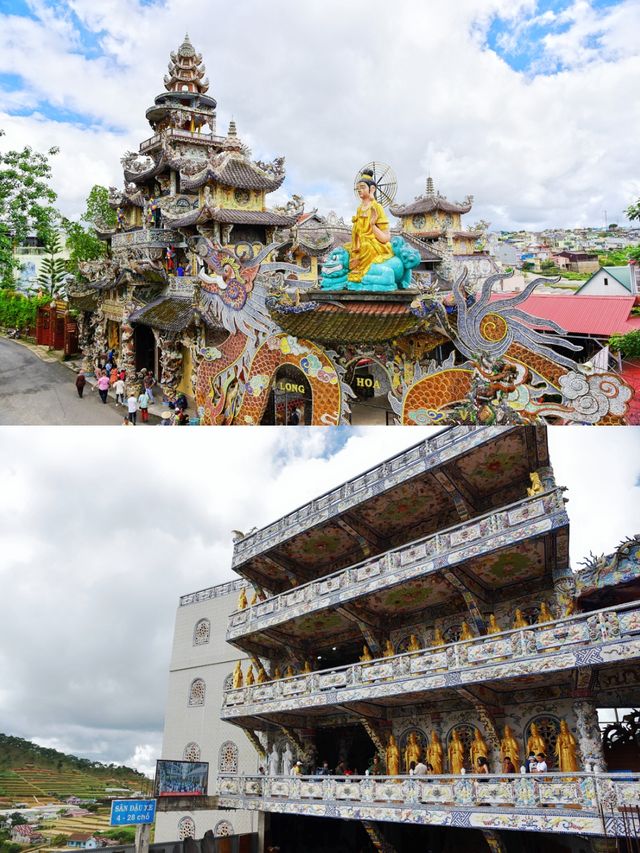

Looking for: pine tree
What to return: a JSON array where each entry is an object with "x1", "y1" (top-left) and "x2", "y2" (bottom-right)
[{"x1": 35, "y1": 232, "x2": 68, "y2": 298}]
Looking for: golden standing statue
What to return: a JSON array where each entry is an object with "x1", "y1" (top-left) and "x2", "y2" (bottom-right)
[
  {"x1": 360, "y1": 644, "x2": 373, "y2": 662},
  {"x1": 500, "y1": 724, "x2": 520, "y2": 768},
  {"x1": 273, "y1": 665, "x2": 282, "y2": 680},
  {"x1": 245, "y1": 664, "x2": 255, "y2": 686},
  {"x1": 538, "y1": 601, "x2": 554, "y2": 623},
  {"x1": 486, "y1": 614, "x2": 501, "y2": 635},
  {"x1": 513, "y1": 608, "x2": 528, "y2": 629},
  {"x1": 427, "y1": 731, "x2": 444, "y2": 774},
  {"x1": 555, "y1": 720, "x2": 579, "y2": 771},
  {"x1": 347, "y1": 173, "x2": 394, "y2": 283},
  {"x1": 404, "y1": 732, "x2": 421, "y2": 773},
  {"x1": 459, "y1": 621, "x2": 474, "y2": 641},
  {"x1": 527, "y1": 723, "x2": 547, "y2": 758},
  {"x1": 386, "y1": 734, "x2": 401, "y2": 776},
  {"x1": 383, "y1": 640, "x2": 395, "y2": 658},
  {"x1": 527, "y1": 471, "x2": 544, "y2": 497},
  {"x1": 232, "y1": 661, "x2": 243, "y2": 689},
  {"x1": 256, "y1": 665, "x2": 268, "y2": 684},
  {"x1": 432, "y1": 627, "x2": 445, "y2": 647},
  {"x1": 448, "y1": 729, "x2": 465, "y2": 774},
  {"x1": 237, "y1": 587, "x2": 248, "y2": 611},
  {"x1": 470, "y1": 728, "x2": 490, "y2": 770},
  {"x1": 284, "y1": 664, "x2": 295, "y2": 679},
  {"x1": 407, "y1": 634, "x2": 421, "y2": 652},
  {"x1": 303, "y1": 660, "x2": 312, "y2": 674}
]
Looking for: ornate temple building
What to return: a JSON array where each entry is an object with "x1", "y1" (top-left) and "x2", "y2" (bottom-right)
[
  {"x1": 154, "y1": 428, "x2": 640, "y2": 851},
  {"x1": 202, "y1": 426, "x2": 639, "y2": 852},
  {"x1": 72, "y1": 39, "x2": 635, "y2": 425}
]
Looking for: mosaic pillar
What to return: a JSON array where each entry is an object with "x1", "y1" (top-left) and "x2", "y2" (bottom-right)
[
  {"x1": 537, "y1": 465, "x2": 556, "y2": 491},
  {"x1": 90, "y1": 308, "x2": 107, "y2": 371},
  {"x1": 158, "y1": 332, "x2": 182, "y2": 401},
  {"x1": 77, "y1": 314, "x2": 94, "y2": 371},
  {"x1": 552, "y1": 565, "x2": 576, "y2": 614},
  {"x1": 120, "y1": 291, "x2": 137, "y2": 393},
  {"x1": 574, "y1": 700, "x2": 607, "y2": 771},
  {"x1": 482, "y1": 829, "x2": 507, "y2": 853}
]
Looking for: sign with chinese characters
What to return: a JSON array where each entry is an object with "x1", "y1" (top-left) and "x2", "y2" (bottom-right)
[{"x1": 109, "y1": 799, "x2": 156, "y2": 826}]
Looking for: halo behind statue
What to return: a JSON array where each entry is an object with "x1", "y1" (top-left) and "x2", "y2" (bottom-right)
[{"x1": 354, "y1": 161, "x2": 397, "y2": 208}]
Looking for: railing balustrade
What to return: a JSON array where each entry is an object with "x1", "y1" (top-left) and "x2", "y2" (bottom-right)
[
  {"x1": 226, "y1": 488, "x2": 568, "y2": 641},
  {"x1": 217, "y1": 771, "x2": 640, "y2": 837},
  {"x1": 221, "y1": 599, "x2": 640, "y2": 717}
]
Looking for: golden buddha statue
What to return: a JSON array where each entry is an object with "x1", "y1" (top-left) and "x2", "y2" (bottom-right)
[
  {"x1": 237, "y1": 587, "x2": 248, "y2": 611},
  {"x1": 500, "y1": 724, "x2": 520, "y2": 768},
  {"x1": 538, "y1": 601, "x2": 554, "y2": 623},
  {"x1": 386, "y1": 734, "x2": 401, "y2": 776},
  {"x1": 513, "y1": 608, "x2": 529, "y2": 629},
  {"x1": 432, "y1": 627, "x2": 445, "y2": 647},
  {"x1": 256, "y1": 665, "x2": 267, "y2": 684},
  {"x1": 527, "y1": 471, "x2": 544, "y2": 497},
  {"x1": 245, "y1": 664, "x2": 255, "y2": 686},
  {"x1": 404, "y1": 732, "x2": 421, "y2": 773},
  {"x1": 360, "y1": 644, "x2": 373, "y2": 663},
  {"x1": 459, "y1": 621, "x2": 473, "y2": 641},
  {"x1": 232, "y1": 661, "x2": 243, "y2": 690},
  {"x1": 407, "y1": 634, "x2": 421, "y2": 652},
  {"x1": 555, "y1": 720, "x2": 579, "y2": 771},
  {"x1": 527, "y1": 723, "x2": 547, "y2": 758},
  {"x1": 486, "y1": 614, "x2": 501, "y2": 635},
  {"x1": 274, "y1": 665, "x2": 282, "y2": 680},
  {"x1": 470, "y1": 728, "x2": 489, "y2": 770},
  {"x1": 346, "y1": 172, "x2": 394, "y2": 283},
  {"x1": 303, "y1": 660, "x2": 312, "y2": 674},
  {"x1": 427, "y1": 731, "x2": 444, "y2": 774},
  {"x1": 249, "y1": 589, "x2": 259, "y2": 606},
  {"x1": 383, "y1": 639, "x2": 395, "y2": 658},
  {"x1": 564, "y1": 599, "x2": 576, "y2": 617},
  {"x1": 448, "y1": 729, "x2": 465, "y2": 774},
  {"x1": 284, "y1": 664, "x2": 295, "y2": 679}
]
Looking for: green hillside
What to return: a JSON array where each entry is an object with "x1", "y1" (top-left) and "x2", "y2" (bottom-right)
[{"x1": 0, "y1": 734, "x2": 149, "y2": 802}]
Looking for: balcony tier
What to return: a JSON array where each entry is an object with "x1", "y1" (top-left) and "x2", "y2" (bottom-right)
[
  {"x1": 221, "y1": 602, "x2": 640, "y2": 728},
  {"x1": 232, "y1": 426, "x2": 550, "y2": 592},
  {"x1": 218, "y1": 772, "x2": 639, "y2": 838},
  {"x1": 226, "y1": 489, "x2": 569, "y2": 656},
  {"x1": 111, "y1": 228, "x2": 186, "y2": 249}
]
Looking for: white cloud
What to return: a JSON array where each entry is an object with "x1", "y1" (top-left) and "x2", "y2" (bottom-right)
[{"x1": 0, "y1": 0, "x2": 638, "y2": 228}]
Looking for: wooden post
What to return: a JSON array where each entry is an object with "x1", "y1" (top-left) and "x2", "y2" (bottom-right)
[{"x1": 135, "y1": 823, "x2": 150, "y2": 853}]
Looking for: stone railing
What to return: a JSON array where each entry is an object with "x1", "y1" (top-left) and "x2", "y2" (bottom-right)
[
  {"x1": 221, "y1": 600, "x2": 640, "y2": 718},
  {"x1": 227, "y1": 488, "x2": 568, "y2": 641},
  {"x1": 111, "y1": 228, "x2": 184, "y2": 249},
  {"x1": 231, "y1": 426, "x2": 518, "y2": 567},
  {"x1": 180, "y1": 579, "x2": 248, "y2": 607},
  {"x1": 217, "y1": 772, "x2": 640, "y2": 837},
  {"x1": 139, "y1": 129, "x2": 230, "y2": 153}
]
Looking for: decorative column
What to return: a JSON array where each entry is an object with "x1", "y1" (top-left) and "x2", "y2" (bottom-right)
[
  {"x1": 77, "y1": 313, "x2": 93, "y2": 371},
  {"x1": 90, "y1": 307, "x2": 107, "y2": 370},
  {"x1": 536, "y1": 465, "x2": 556, "y2": 491},
  {"x1": 120, "y1": 290, "x2": 138, "y2": 394},
  {"x1": 574, "y1": 699, "x2": 607, "y2": 771},
  {"x1": 552, "y1": 564, "x2": 576, "y2": 614},
  {"x1": 482, "y1": 829, "x2": 508, "y2": 853},
  {"x1": 158, "y1": 332, "x2": 182, "y2": 401}
]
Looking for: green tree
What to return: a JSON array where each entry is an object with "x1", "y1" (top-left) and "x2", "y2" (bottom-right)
[
  {"x1": 0, "y1": 129, "x2": 59, "y2": 288},
  {"x1": 609, "y1": 330, "x2": 640, "y2": 359},
  {"x1": 35, "y1": 232, "x2": 68, "y2": 298},
  {"x1": 64, "y1": 185, "x2": 115, "y2": 276},
  {"x1": 626, "y1": 199, "x2": 640, "y2": 221}
]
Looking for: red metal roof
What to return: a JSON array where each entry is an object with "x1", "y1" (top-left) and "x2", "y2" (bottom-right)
[{"x1": 489, "y1": 293, "x2": 640, "y2": 336}]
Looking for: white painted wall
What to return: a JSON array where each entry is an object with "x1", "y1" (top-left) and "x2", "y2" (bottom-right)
[
  {"x1": 578, "y1": 268, "x2": 632, "y2": 296},
  {"x1": 155, "y1": 582, "x2": 258, "y2": 843}
]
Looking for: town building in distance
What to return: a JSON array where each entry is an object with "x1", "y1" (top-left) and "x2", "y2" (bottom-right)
[{"x1": 159, "y1": 426, "x2": 640, "y2": 852}]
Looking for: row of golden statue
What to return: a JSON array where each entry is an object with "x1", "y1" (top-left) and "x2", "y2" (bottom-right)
[
  {"x1": 237, "y1": 587, "x2": 265, "y2": 611},
  {"x1": 383, "y1": 722, "x2": 579, "y2": 775},
  {"x1": 232, "y1": 659, "x2": 316, "y2": 688}
]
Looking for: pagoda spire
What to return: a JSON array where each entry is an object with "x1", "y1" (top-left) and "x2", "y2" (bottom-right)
[
  {"x1": 425, "y1": 176, "x2": 435, "y2": 197},
  {"x1": 227, "y1": 118, "x2": 237, "y2": 138},
  {"x1": 164, "y1": 34, "x2": 209, "y2": 95}
]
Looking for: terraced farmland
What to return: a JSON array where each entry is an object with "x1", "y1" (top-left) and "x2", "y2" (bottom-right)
[{"x1": 0, "y1": 768, "x2": 136, "y2": 803}]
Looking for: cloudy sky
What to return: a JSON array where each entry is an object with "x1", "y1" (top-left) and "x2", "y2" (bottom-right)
[
  {"x1": 1, "y1": 0, "x2": 639, "y2": 230},
  {"x1": 0, "y1": 426, "x2": 639, "y2": 776}
]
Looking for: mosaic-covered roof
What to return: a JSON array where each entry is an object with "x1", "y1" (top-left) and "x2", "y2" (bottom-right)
[
  {"x1": 163, "y1": 205, "x2": 297, "y2": 229},
  {"x1": 129, "y1": 296, "x2": 199, "y2": 332},
  {"x1": 180, "y1": 154, "x2": 285, "y2": 192},
  {"x1": 391, "y1": 177, "x2": 474, "y2": 217}
]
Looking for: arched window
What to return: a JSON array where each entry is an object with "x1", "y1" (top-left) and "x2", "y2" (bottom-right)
[
  {"x1": 218, "y1": 740, "x2": 239, "y2": 773},
  {"x1": 183, "y1": 742, "x2": 201, "y2": 762},
  {"x1": 177, "y1": 817, "x2": 195, "y2": 840},
  {"x1": 223, "y1": 673, "x2": 234, "y2": 691},
  {"x1": 525, "y1": 715, "x2": 561, "y2": 768},
  {"x1": 214, "y1": 821, "x2": 233, "y2": 837},
  {"x1": 188, "y1": 678, "x2": 206, "y2": 706},
  {"x1": 193, "y1": 619, "x2": 210, "y2": 646}
]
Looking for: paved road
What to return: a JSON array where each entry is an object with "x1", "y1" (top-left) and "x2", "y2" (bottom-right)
[{"x1": 0, "y1": 338, "x2": 128, "y2": 425}]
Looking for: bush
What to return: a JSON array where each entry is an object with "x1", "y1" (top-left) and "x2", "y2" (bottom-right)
[
  {"x1": 609, "y1": 330, "x2": 640, "y2": 358},
  {"x1": 0, "y1": 292, "x2": 49, "y2": 330}
]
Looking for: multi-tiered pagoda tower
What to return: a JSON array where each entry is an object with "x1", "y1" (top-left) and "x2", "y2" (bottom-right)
[{"x1": 191, "y1": 426, "x2": 639, "y2": 851}]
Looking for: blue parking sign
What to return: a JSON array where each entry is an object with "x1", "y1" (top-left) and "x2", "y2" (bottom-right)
[{"x1": 110, "y1": 799, "x2": 157, "y2": 826}]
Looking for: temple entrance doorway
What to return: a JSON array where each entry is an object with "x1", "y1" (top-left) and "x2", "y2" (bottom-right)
[
  {"x1": 345, "y1": 358, "x2": 394, "y2": 425},
  {"x1": 134, "y1": 324, "x2": 156, "y2": 374},
  {"x1": 315, "y1": 724, "x2": 374, "y2": 776},
  {"x1": 260, "y1": 365, "x2": 311, "y2": 425}
]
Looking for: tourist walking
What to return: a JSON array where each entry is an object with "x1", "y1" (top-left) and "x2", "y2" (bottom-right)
[
  {"x1": 94, "y1": 371, "x2": 111, "y2": 404},
  {"x1": 114, "y1": 376, "x2": 125, "y2": 406},
  {"x1": 143, "y1": 371, "x2": 155, "y2": 403},
  {"x1": 137, "y1": 388, "x2": 150, "y2": 423},
  {"x1": 75, "y1": 370, "x2": 86, "y2": 398},
  {"x1": 127, "y1": 392, "x2": 138, "y2": 425}
]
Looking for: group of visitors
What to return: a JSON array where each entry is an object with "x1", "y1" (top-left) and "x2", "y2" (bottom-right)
[{"x1": 74, "y1": 349, "x2": 162, "y2": 425}]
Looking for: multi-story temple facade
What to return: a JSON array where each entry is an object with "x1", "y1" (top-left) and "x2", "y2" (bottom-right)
[
  {"x1": 72, "y1": 39, "x2": 634, "y2": 425},
  {"x1": 194, "y1": 427, "x2": 639, "y2": 852}
]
